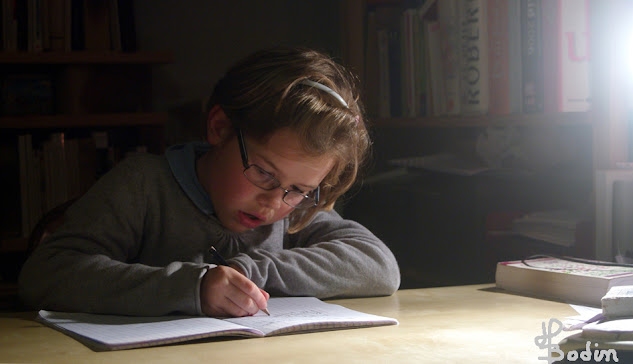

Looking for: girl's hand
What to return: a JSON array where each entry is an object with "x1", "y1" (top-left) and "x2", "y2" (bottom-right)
[{"x1": 200, "y1": 265, "x2": 270, "y2": 317}]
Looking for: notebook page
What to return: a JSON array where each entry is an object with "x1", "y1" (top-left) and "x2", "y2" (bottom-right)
[
  {"x1": 38, "y1": 311, "x2": 261, "y2": 348},
  {"x1": 224, "y1": 297, "x2": 398, "y2": 336}
]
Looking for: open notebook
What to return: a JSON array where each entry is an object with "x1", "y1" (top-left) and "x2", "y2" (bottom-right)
[{"x1": 37, "y1": 297, "x2": 398, "y2": 351}]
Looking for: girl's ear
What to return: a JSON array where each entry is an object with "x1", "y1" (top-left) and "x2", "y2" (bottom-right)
[{"x1": 206, "y1": 105, "x2": 233, "y2": 145}]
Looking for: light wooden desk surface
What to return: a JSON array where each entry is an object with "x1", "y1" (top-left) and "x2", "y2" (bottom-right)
[{"x1": 0, "y1": 284, "x2": 580, "y2": 364}]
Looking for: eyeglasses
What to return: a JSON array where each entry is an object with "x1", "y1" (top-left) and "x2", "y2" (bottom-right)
[{"x1": 236, "y1": 128, "x2": 319, "y2": 209}]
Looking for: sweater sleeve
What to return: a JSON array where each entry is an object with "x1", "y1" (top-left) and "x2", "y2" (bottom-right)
[
  {"x1": 18, "y1": 156, "x2": 209, "y2": 316},
  {"x1": 229, "y1": 210, "x2": 401, "y2": 299}
]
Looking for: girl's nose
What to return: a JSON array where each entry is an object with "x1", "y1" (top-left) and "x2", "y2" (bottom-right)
[{"x1": 256, "y1": 188, "x2": 284, "y2": 209}]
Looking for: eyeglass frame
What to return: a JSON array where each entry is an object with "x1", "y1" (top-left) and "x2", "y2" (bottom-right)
[{"x1": 235, "y1": 128, "x2": 320, "y2": 209}]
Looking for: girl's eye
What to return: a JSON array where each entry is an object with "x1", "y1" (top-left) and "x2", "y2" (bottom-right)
[{"x1": 290, "y1": 185, "x2": 305, "y2": 194}]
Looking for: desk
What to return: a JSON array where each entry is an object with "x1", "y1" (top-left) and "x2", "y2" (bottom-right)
[{"x1": 0, "y1": 284, "x2": 579, "y2": 363}]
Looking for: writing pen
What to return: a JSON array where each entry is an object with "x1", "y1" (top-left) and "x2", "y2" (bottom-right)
[{"x1": 208, "y1": 246, "x2": 271, "y2": 316}]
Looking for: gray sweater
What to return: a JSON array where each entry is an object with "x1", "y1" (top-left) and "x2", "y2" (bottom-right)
[{"x1": 18, "y1": 153, "x2": 400, "y2": 316}]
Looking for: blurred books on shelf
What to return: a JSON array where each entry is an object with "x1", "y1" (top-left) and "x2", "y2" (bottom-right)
[
  {"x1": 510, "y1": 210, "x2": 584, "y2": 248},
  {"x1": 365, "y1": 0, "x2": 591, "y2": 119},
  {"x1": 485, "y1": 209, "x2": 589, "y2": 248},
  {"x1": 2, "y1": 0, "x2": 137, "y2": 52},
  {"x1": 7, "y1": 131, "x2": 149, "y2": 242},
  {"x1": 389, "y1": 153, "x2": 490, "y2": 176}
]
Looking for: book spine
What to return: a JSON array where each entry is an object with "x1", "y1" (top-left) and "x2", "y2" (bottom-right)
[
  {"x1": 437, "y1": 0, "x2": 461, "y2": 115},
  {"x1": 508, "y1": 0, "x2": 522, "y2": 113},
  {"x1": 426, "y1": 20, "x2": 444, "y2": 116},
  {"x1": 47, "y1": 0, "x2": 67, "y2": 51},
  {"x1": 521, "y1": 0, "x2": 543, "y2": 113},
  {"x1": 541, "y1": 0, "x2": 558, "y2": 113},
  {"x1": 2, "y1": 0, "x2": 19, "y2": 51},
  {"x1": 487, "y1": 0, "x2": 510, "y2": 115},
  {"x1": 413, "y1": 7, "x2": 427, "y2": 116},
  {"x1": 365, "y1": 11, "x2": 380, "y2": 117},
  {"x1": 401, "y1": 9, "x2": 416, "y2": 117},
  {"x1": 83, "y1": 0, "x2": 111, "y2": 50},
  {"x1": 117, "y1": 0, "x2": 136, "y2": 52},
  {"x1": 558, "y1": 0, "x2": 591, "y2": 112},
  {"x1": 19, "y1": 135, "x2": 30, "y2": 237},
  {"x1": 377, "y1": 29, "x2": 391, "y2": 118},
  {"x1": 388, "y1": 30, "x2": 402, "y2": 117},
  {"x1": 459, "y1": 0, "x2": 489, "y2": 114}
]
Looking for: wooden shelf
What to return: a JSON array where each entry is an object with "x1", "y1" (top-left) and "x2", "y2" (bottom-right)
[
  {"x1": 371, "y1": 112, "x2": 593, "y2": 128},
  {"x1": 0, "y1": 51, "x2": 172, "y2": 64},
  {"x1": 0, "y1": 112, "x2": 168, "y2": 129}
]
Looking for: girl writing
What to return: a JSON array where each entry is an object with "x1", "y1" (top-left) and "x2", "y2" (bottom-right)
[{"x1": 19, "y1": 47, "x2": 400, "y2": 317}]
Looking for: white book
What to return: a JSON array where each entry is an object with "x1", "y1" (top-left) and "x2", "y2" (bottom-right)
[
  {"x1": 559, "y1": 0, "x2": 591, "y2": 112},
  {"x1": 459, "y1": 0, "x2": 489, "y2": 114},
  {"x1": 37, "y1": 297, "x2": 398, "y2": 351},
  {"x1": 601, "y1": 285, "x2": 633, "y2": 319},
  {"x1": 594, "y1": 170, "x2": 633, "y2": 261}
]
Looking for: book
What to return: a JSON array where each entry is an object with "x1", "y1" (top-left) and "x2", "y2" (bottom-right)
[
  {"x1": 425, "y1": 20, "x2": 443, "y2": 116},
  {"x1": 495, "y1": 257, "x2": 633, "y2": 307},
  {"x1": 542, "y1": 0, "x2": 591, "y2": 113},
  {"x1": 510, "y1": 210, "x2": 584, "y2": 247},
  {"x1": 387, "y1": 29, "x2": 402, "y2": 117},
  {"x1": 83, "y1": 0, "x2": 111, "y2": 50},
  {"x1": 520, "y1": 0, "x2": 543, "y2": 113},
  {"x1": 459, "y1": 0, "x2": 489, "y2": 114},
  {"x1": 37, "y1": 297, "x2": 399, "y2": 351},
  {"x1": 437, "y1": 0, "x2": 461, "y2": 115},
  {"x1": 377, "y1": 28, "x2": 391, "y2": 118},
  {"x1": 613, "y1": 180, "x2": 633, "y2": 264},
  {"x1": 487, "y1": 0, "x2": 522, "y2": 114},
  {"x1": 601, "y1": 285, "x2": 633, "y2": 319},
  {"x1": 558, "y1": 0, "x2": 591, "y2": 112},
  {"x1": 594, "y1": 170, "x2": 633, "y2": 261},
  {"x1": 507, "y1": 0, "x2": 522, "y2": 114},
  {"x1": 487, "y1": 0, "x2": 509, "y2": 115},
  {"x1": 401, "y1": 8, "x2": 416, "y2": 117},
  {"x1": 541, "y1": 0, "x2": 558, "y2": 114},
  {"x1": 581, "y1": 318, "x2": 633, "y2": 342},
  {"x1": 1, "y1": 73, "x2": 54, "y2": 116}
]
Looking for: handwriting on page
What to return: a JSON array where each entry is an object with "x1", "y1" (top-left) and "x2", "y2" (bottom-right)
[{"x1": 224, "y1": 297, "x2": 388, "y2": 336}]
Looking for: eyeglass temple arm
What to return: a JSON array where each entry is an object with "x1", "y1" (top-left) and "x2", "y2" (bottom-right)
[{"x1": 236, "y1": 128, "x2": 250, "y2": 169}]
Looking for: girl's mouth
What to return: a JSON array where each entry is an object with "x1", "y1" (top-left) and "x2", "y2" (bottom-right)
[{"x1": 238, "y1": 211, "x2": 264, "y2": 229}]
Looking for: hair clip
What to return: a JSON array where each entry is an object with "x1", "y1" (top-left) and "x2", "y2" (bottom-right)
[{"x1": 299, "y1": 79, "x2": 348, "y2": 108}]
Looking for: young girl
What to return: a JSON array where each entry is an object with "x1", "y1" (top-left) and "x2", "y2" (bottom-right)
[{"x1": 18, "y1": 47, "x2": 400, "y2": 317}]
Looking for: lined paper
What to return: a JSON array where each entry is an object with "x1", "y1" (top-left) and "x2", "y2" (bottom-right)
[{"x1": 38, "y1": 297, "x2": 398, "y2": 350}]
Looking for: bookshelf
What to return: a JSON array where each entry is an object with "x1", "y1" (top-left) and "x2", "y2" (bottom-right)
[
  {"x1": 0, "y1": 51, "x2": 171, "y2": 307},
  {"x1": 340, "y1": 0, "x2": 631, "y2": 287}
]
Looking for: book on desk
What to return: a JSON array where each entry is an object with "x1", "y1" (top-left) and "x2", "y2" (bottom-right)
[
  {"x1": 495, "y1": 257, "x2": 633, "y2": 307},
  {"x1": 36, "y1": 296, "x2": 398, "y2": 351}
]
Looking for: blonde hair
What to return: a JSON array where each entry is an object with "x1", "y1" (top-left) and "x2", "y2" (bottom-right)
[{"x1": 207, "y1": 47, "x2": 371, "y2": 233}]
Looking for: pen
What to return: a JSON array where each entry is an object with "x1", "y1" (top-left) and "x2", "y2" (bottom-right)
[{"x1": 208, "y1": 246, "x2": 271, "y2": 316}]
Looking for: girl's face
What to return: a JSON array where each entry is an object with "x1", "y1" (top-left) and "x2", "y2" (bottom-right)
[{"x1": 197, "y1": 122, "x2": 334, "y2": 233}]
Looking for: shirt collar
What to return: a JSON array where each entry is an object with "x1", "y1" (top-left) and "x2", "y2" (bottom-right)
[{"x1": 166, "y1": 142, "x2": 215, "y2": 216}]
